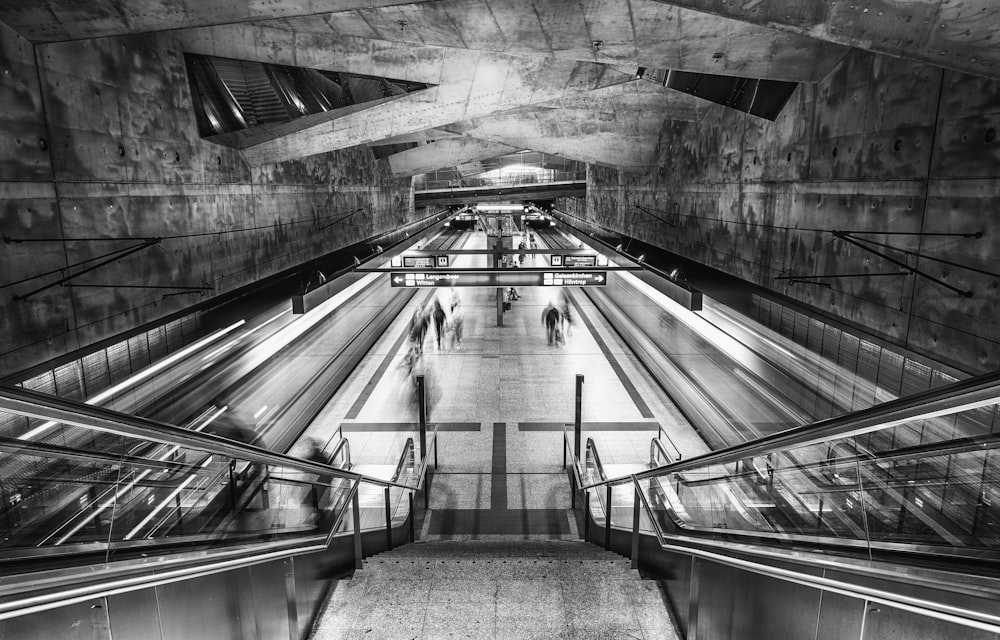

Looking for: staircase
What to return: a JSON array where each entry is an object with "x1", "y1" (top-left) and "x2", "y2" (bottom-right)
[{"x1": 310, "y1": 539, "x2": 681, "y2": 639}]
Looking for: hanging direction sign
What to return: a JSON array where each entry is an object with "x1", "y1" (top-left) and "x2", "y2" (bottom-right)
[
  {"x1": 549, "y1": 254, "x2": 597, "y2": 267},
  {"x1": 390, "y1": 271, "x2": 607, "y2": 288},
  {"x1": 403, "y1": 255, "x2": 436, "y2": 268},
  {"x1": 561, "y1": 254, "x2": 597, "y2": 267},
  {"x1": 541, "y1": 272, "x2": 605, "y2": 286}
]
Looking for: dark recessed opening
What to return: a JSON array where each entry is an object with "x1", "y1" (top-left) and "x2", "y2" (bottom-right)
[
  {"x1": 832, "y1": 147, "x2": 838, "y2": 157},
  {"x1": 986, "y1": 128, "x2": 997, "y2": 143},
  {"x1": 893, "y1": 139, "x2": 902, "y2": 152}
]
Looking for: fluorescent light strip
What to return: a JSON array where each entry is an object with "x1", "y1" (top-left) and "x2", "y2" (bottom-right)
[
  {"x1": 203, "y1": 309, "x2": 289, "y2": 361},
  {"x1": 18, "y1": 320, "x2": 245, "y2": 441}
]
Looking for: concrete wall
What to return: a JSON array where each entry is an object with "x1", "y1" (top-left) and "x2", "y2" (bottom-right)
[
  {"x1": 0, "y1": 23, "x2": 413, "y2": 377},
  {"x1": 572, "y1": 50, "x2": 1000, "y2": 375}
]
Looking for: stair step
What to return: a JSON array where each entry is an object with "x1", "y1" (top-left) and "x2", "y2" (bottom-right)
[
  {"x1": 311, "y1": 539, "x2": 679, "y2": 640},
  {"x1": 377, "y1": 539, "x2": 620, "y2": 558}
]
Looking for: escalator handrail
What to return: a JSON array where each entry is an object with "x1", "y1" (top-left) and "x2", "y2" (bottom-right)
[
  {"x1": 576, "y1": 366, "x2": 1000, "y2": 491},
  {"x1": 0, "y1": 434, "x2": 196, "y2": 474},
  {"x1": 0, "y1": 385, "x2": 363, "y2": 485},
  {"x1": 628, "y1": 476, "x2": 1000, "y2": 636}
]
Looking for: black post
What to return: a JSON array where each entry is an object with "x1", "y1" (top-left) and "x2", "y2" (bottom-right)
[
  {"x1": 631, "y1": 485, "x2": 641, "y2": 569},
  {"x1": 417, "y1": 375, "x2": 427, "y2": 457},
  {"x1": 408, "y1": 492, "x2": 415, "y2": 542},
  {"x1": 605, "y1": 484, "x2": 613, "y2": 550},
  {"x1": 384, "y1": 486, "x2": 393, "y2": 551},
  {"x1": 574, "y1": 375, "x2": 584, "y2": 463},
  {"x1": 352, "y1": 491, "x2": 363, "y2": 569}
]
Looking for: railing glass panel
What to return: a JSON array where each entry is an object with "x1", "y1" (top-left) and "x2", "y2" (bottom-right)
[{"x1": 0, "y1": 407, "x2": 356, "y2": 565}]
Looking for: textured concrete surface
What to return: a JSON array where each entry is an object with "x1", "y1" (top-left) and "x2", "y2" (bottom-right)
[
  {"x1": 3, "y1": 0, "x2": 1000, "y2": 380},
  {"x1": 570, "y1": 49, "x2": 1000, "y2": 374},
  {"x1": 389, "y1": 139, "x2": 519, "y2": 177},
  {"x1": 0, "y1": 23, "x2": 413, "y2": 375}
]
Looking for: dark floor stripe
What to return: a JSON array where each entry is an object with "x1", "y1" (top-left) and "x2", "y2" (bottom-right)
[
  {"x1": 427, "y1": 509, "x2": 571, "y2": 535},
  {"x1": 567, "y1": 290, "x2": 655, "y2": 419},
  {"x1": 518, "y1": 421, "x2": 660, "y2": 431},
  {"x1": 341, "y1": 422, "x2": 480, "y2": 432},
  {"x1": 492, "y1": 422, "x2": 507, "y2": 510},
  {"x1": 344, "y1": 330, "x2": 411, "y2": 420}
]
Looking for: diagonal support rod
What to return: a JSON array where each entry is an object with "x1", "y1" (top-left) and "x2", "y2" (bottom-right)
[
  {"x1": 634, "y1": 205, "x2": 677, "y2": 228},
  {"x1": 833, "y1": 231, "x2": 973, "y2": 298},
  {"x1": 13, "y1": 239, "x2": 161, "y2": 302}
]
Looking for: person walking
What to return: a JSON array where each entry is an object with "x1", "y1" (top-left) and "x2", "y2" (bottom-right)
[
  {"x1": 409, "y1": 304, "x2": 428, "y2": 357},
  {"x1": 542, "y1": 301, "x2": 561, "y2": 346},
  {"x1": 560, "y1": 292, "x2": 574, "y2": 337},
  {"x1": 431, "y1": 297, "x2": 448, "y2": 349}
]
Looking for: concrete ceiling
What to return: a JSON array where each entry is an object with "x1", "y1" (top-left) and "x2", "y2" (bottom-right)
[{"x1": 3, "y1": 0, "x2": 996, "y2": 176}]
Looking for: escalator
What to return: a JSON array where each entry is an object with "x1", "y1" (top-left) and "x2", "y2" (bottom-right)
[
  {"x1": 565, "y1": 369, "x2": 1000, "y2": 637},
  {"x1": 0, "y1": 385, "x2": 436, "y2": 635}
]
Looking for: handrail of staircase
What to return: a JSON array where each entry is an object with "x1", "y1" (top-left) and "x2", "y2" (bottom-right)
[
  {"x1": 649, "y1": 438, "x2": 672, "y2": 468},
  {"x1": 329, "y1": 434, "x2": 351, "y2": 470}
]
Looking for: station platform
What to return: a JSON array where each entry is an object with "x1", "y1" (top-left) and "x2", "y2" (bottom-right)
[{"x1": 290, "y1": 228, "x2": 706, "y2": 539}]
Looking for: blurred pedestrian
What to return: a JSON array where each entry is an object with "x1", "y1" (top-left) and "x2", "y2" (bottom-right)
[
  {"x1": 431, "y1": 296, "x2": 447, "y2": 349},
  {"x1": 560, "y1": 292, "x2": 574, "y2": 337},
  {"x1": 302, "y1": 438, "x2": 331, "y2": 520},
  {"x1": 542, "y1": 301, "x2": 561, "y2": 345},
  {"x1": 409, "y1": 304, "x2": 428, "y2": 356},
  {"x1": 450, "y1": 296, "x2": 464, "y2": 348}
]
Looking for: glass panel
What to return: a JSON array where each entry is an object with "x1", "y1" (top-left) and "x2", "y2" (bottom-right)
[
  {"x1": 636, "y1": 401, "x2": 1000, "y2": 552},
  {"x1": 0, "y1": 407, "x2": 355, "y2": 568}
]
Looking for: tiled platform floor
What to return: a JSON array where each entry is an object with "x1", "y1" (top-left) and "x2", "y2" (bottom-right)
[{"x1": 298, "y1": 229, "x2": 708, "y2": 537}]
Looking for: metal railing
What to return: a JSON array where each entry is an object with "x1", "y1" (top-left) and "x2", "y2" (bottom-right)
[
  {"x1": 0, "y1": 384, "x2": 439, "y2": 621},
  {"x1": 562, "y1": 369, "x2": 1000, "y2": 635}
]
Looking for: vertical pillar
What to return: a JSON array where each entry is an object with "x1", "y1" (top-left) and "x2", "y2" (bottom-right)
[
  {"x1": 494, "y1": 237, "x2": 504, "y2": 326},
  {"x1": 574, "y1": 374, "x2": 584, "y2": 462},
  {"x1": 352, "y1": 491, "x2": 363, "y2": 569},
  {"x1": 384, "y1": 486, "x2": 393, "y2": 551},
  {"x1": 605, "y1": 484, "x2": 613, "y2": 550},
  {"x1": 631, "y1": 484, "x2": 641, "y2": 569},
  {"x1": 417, "y1": 375, "x2": 427, "y2": 456}
]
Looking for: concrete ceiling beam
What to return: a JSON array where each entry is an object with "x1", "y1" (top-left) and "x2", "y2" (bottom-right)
[
  {"x1": 173, "y1": 25, "x2": 452, "y2": 85},
  {"x1": 375, "y1": 129, "x2": 462, "y2": 146},
  {"x1": 441, "y1": 83, "x2": 681, "y2": 171},
  {"x1": 273, "y1": 0, "x2": 848, "y2": 82},
  {"x1": 387, "y1": 138, "x2": 520, "y2": 176},
  {"x1": 0, "y1": 0, "x2": 436, "y2": 43},
  {"x1": 239, "y1": 53, "x2": 633, "y2": 165},
  {"x1": 651, "y1": 0, "x2": 1000, "y2": 80}
]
